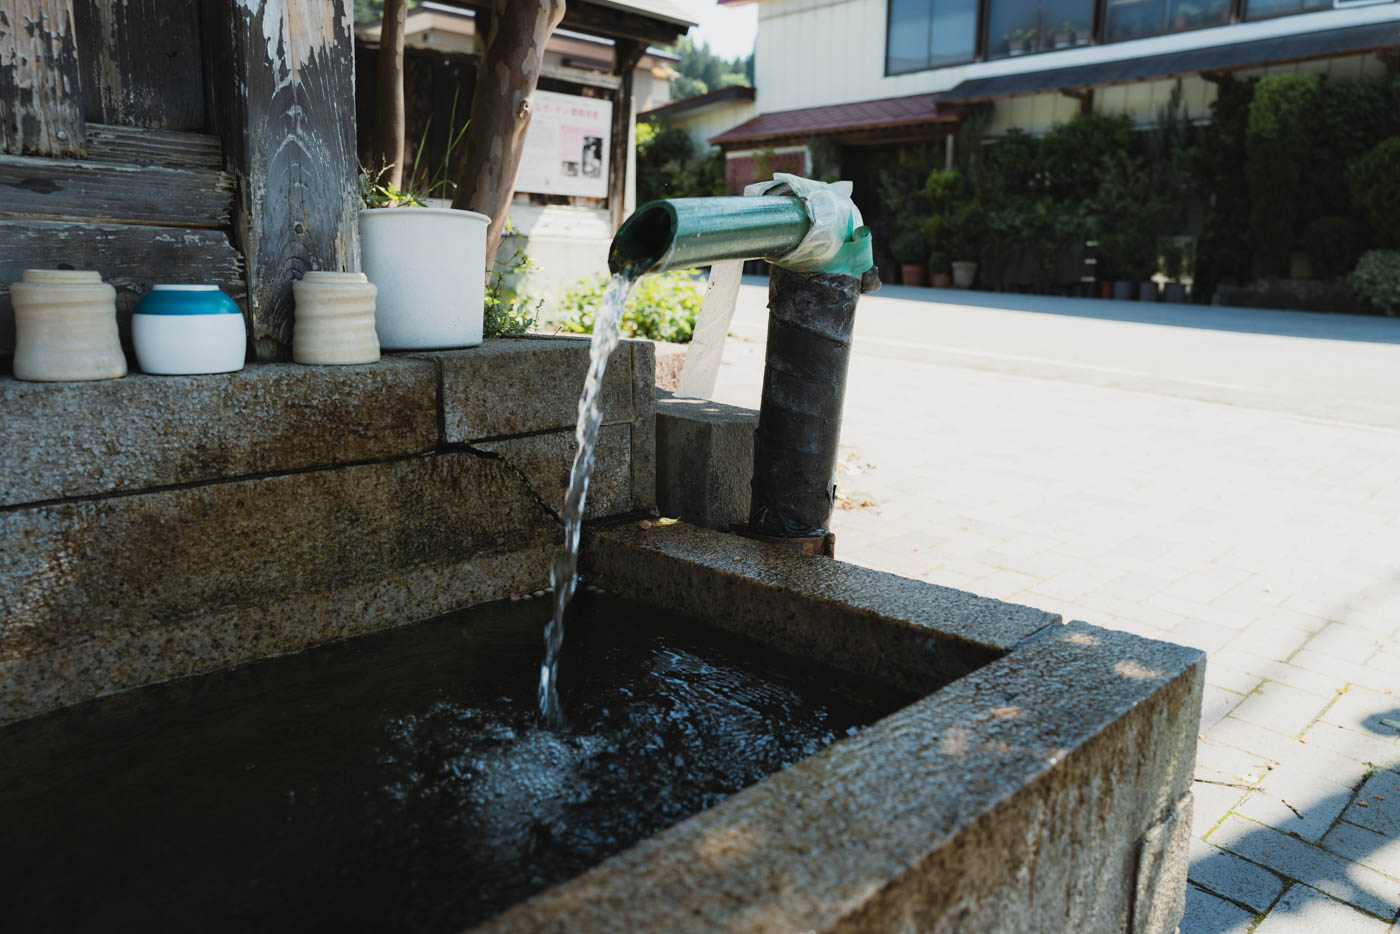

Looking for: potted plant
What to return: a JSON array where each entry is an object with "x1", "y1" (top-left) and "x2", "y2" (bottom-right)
[
  {"x1": 1005, "y1": 29, "x2": 1030, "y2": 55},
  {"x1": 1053, "y1": 21, "x2": 1074, "y2": 49},
  {"x1": 359, "y1": 93, "x2": 490, "y2": 350},
  {"x1": 1159, "y1": 237, "x2": 1191, "y2": 302},
  {"x1": 1074, "y1": 22, "x2": 1092, "y2": 45},
  {"x1": 1173, "y1": 2, "x2": 1201, "y2": 28},
  {"x1": 928, "y1": 250, "x2": 952, "y2": 288},
  {"x1": 1205, "y1": 0, "x2": 1228, "y2": 23},
  {"x1": 892, "y1": 228, "x2": 928, "y2": 286}
]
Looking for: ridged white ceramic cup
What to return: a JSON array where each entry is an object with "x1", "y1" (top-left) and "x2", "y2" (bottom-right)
[
  {"x1": 292, "y1": 271, "x2": 380, "y2": 365},
  {"x1": 11, "y1": 269, "x2": 127, "y2": 382}
]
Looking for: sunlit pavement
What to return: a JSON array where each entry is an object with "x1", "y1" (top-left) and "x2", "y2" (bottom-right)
[{"x1": 709, "y1": 279, "x2": 1400, "y2": 933}]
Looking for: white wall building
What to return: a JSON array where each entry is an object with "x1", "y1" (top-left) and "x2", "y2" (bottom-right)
[{"x1": 704, "y1": 0, "x2": 1398, "y2": 186}]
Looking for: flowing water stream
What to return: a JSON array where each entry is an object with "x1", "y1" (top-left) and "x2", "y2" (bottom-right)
[{"x1": 539, "y1": 271, "x2": 639, "y2": 727}]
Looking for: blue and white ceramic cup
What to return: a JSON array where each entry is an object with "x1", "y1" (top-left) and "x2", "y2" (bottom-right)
[{"x1": 132, "y1": 285, "x2": 247, "y2": 375}]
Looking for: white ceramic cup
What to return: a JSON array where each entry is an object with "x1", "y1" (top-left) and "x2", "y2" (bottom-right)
[{"x1": 132, "y1": 285, "x2": 246, "y2": 375}]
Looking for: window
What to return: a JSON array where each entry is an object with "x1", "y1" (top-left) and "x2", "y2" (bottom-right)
[
  {"x1": 1167, "y1": 0, "x2": 1233, "y2": 29},
  {"x1": 1245, "y1": 0, "x2": 1330, "y2": 19},
  {"x1": 986, "y1": 0, "x2": 1095, "y2": 59},
  {"x1": 1104, "y1": 0, "x2": 1166, "y2": 40},
  {"x1": 886, "y1": 0, "x2": 979, "y2": 74}
]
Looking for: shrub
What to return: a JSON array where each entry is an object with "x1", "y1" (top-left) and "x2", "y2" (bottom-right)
[
  {"x1": 1040, "y1": 112, "x2": 1135, "y2": 203},
  {"x1": 557, "y1": 268, "x2": 703, "y2": 343},
  {"x1": 1349, "y1": 250, "x2": 1400, "y2": 316},
  {"x1": 891, "y1": 228, "x2": 927, "y2": 265},
  {"x1": 1347, "y1": 137, "x2": 1400, "y2": 248},
  {"x1": 1246, "y1": 74, "x2": 1320, "y2": 277},
  {"x1": 1304, "y1": 78, "x2": 1400, "y2": 222},
  {"x1": 1303, "y1": 216, "x2": 1364, "y2": 280},
  {"x1": 483, "y1": 224, "x2": 541, "y2": 338},
  {"x1": 635, "y1": 121, "x2": 725, "y2": 204}
]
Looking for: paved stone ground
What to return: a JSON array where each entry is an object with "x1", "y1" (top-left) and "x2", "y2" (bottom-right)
[{"x1": 709, "y1": 281, "x2": 1400, "y2": 933}]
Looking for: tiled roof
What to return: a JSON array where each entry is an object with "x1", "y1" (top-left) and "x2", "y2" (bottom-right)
[
  {"x1": 640, "y1": 85, "x2": 756, "y2": 120},
  {"x1": 708, "y1": 94, "x2": 959, "y2": 146}
]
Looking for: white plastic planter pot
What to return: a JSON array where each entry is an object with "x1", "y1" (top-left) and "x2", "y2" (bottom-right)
[
  {"x1": 132, "y1": 285, "x2": 246, "y2": 375},
  {"x1": 359, "y1": 207, "x2": 489, "y2": 350}
]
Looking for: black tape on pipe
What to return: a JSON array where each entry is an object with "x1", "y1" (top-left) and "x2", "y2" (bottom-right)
[{"x1": 748, "y1": 266, "x2": 861, "y2": 538}]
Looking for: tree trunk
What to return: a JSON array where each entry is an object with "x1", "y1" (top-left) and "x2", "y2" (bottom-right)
[
  {"x1": 452, "y1": 0, "x2": 566, "y2": 266},
  {"x1": 376, "y1": 0, "x2": 407, "y2": 189}
]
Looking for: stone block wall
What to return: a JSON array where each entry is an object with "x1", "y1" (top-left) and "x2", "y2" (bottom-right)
[{"x1": 0, "y1": 336, "x2": 656, "y2": 723}]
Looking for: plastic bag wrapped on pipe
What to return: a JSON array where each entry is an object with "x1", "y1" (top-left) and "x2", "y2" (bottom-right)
[{"x1": 744, "y1": 173, "x2": 875, "y2": 279}]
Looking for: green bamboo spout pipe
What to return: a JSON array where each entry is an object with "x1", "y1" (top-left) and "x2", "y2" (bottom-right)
[{"x1": 608, "y1": 197, "x2": 812, "y2": 276}]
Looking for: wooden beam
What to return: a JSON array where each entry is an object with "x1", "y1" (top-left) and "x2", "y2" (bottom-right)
[
  {"x1": 1059, "y1": 87, "x2": 1094, "y2": 116},
  {"x1": 0, "y1": 154, "x2": 233, "y2": 227},
  {"x1": 0, "y1": 0, "x2": 86, "y2": 157},
  {"x1": 201, "y1": 0, "x2": 360, "y2": 362},
  {"x1": 610, "y1": 38, "x2": 644, "y2": 232},
  {"x1": 437, "y1": 0, "x2": 688, "y2": 46},
  {"x1": 83, "y1": 124, "x2": 222, "y2": 169}
]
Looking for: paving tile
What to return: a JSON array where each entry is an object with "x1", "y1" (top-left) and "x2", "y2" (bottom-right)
[
  {"x1": 1208, "y1": 814, "x2": 1400, "y2": 918},
  {"x1": 1170, "y1": 618, "x2": 1239, "y2": 654},
  {"x1": 1298, "y1": 722, "x2": 1400, "y2": 773},
  {"x1": 1180, "y1": 883, "x2": 1257, "y2": 934},
  {"x1": 1235, "y1": 765, "x2": 1352, "y2": 842},
  {"x1": 1292, "y1": 649, "x2": 1400, "y2": 696},
  {"x1": 1231, "y1": 682, "x2": 1336, "y2": 737},
  {"x1": 1341, "y1": 768, "x2": 1400, "y2": 839},
  {"x1": 1201, "y1": 684, "x2": 1248, "y2": 733},
  {"x1": 1191, "y1": 780, "x2": 1249, "y2": 838},
  {"x1": 1189, "y1": 838, "x2": 1286, "y2": 911},
  {"x1": 1252, "y1": 883, "x2": 1393, "y2": 933},
  {"x1": 1322, "y1": 686, "x2": 1400, "y2": 738},
  {"x1": 1206, "y1": 662, "x2": 1265, "y2": 696},
  {"x1": 1322, "y1": 819, "x2": 1400, "y2": 880},
  {"x1": 1196, "y1": 737, "x2": 1275, "y2": 786},
  {"x1": 1306, "y1": 623, "x2": 1391, "y2": 665}
]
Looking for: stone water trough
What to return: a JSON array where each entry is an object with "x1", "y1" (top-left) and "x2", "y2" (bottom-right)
[{"x1": 0, "y1": 336, "x2": 1202, "y2": 932}]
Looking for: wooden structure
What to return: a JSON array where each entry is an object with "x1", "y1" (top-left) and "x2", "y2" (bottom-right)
[
  {"x1": 361, "y1": 1, "x2": 692, "y2": 228},
  {"x1": 1, "y1": 1, "x2": 361, "y2": 363},
  {"x1": 1, "y1": 1, "x2": 692, "y2": 364}
]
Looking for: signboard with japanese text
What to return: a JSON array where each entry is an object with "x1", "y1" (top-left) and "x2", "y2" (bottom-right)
[{"x1": 515, "y1": 90, "x2": 613, "y2": 199}]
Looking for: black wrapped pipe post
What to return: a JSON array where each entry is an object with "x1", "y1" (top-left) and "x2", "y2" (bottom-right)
[{"x1": 748, "y1": 266, "x2": 862, "y2": 544}]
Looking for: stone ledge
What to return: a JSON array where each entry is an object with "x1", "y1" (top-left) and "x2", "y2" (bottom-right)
[
  {"x1": 1, "y1": 335, "x2": 660, "y2": 510},
  {"x1": 419, "y1": 336, "x2": 640, "y2": 442},
  {"x1": 0, "y1": 357, "x2": 439, "y2": 507},
  {"x1": 584, "y1": 522, "x2": 1061, "y2": 691},
  {"x1": 485, "y1": 523, "x2": 1206, "y2": 933},
  {"x1": 655, "y1": 393, "x2": 757, "y2": 529},
  {"x1": 476, "y1": 423, "x2": 634, "y2": 520},
  {"x1": 0, "y1": 451, "x2": 557, "y2": 722}
]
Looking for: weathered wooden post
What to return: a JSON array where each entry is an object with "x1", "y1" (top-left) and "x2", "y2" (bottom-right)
[
  {"x1": 0, "y1": 0, "x2": 86, "y2": 158},
  {"x1": 200, "y1": 0, "x2": 360, "y2": 361},
  {"x1": 609, "y1": 38, "x2": 644, "y2": 232}
]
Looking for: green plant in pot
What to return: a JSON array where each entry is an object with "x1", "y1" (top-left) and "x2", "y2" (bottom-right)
[
  {"x1": 928, "y1": 250, "x2": 952, "y2": 287},
  {"x1": 892, "y1": 228, "x2": 929, "y2": 286},
  {"x1": 1158, "y1": 237, "x2": 1192, "y2": 302},
  {"x1": 358, "y1": 86, "x2": 492, "y2": 350},
  {"x1": 1005, "y1": 28, "x2": 1032, "y2": 55},
  {"x1": 943, "y1": 200, "x2": 986, "y2": 288}
]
